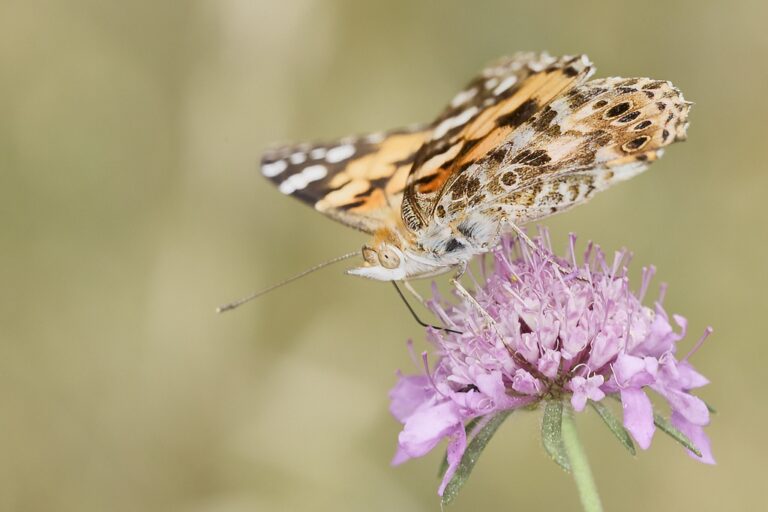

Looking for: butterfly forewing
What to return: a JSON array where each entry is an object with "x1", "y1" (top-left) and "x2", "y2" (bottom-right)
[{"x1": 260, "y1": 126, "x2": 430, "y2": 233}]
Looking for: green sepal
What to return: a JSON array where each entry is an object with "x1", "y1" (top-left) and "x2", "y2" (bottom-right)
[
  {"x1": 441, "y1": 410, "x2": 512, "y2": 506},
  {"x1": 541, "y1": 399, "x2": 570, "y2": 472},
  {"x1": 589, "y1": 400, "x2": 636, "y2": 456},
  {"x1": 653, "y1": 412, "x2": 703, "y2": 457}
]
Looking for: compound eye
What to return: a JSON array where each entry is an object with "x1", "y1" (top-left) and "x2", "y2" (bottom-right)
[
  {"x1": 362, "y1": 246, "x2": 377, "y2": 265},
  {"x1": 378, "y1": 246, "x2": 401, "y2": 269}
]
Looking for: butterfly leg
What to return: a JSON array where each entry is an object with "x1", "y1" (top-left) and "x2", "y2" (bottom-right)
[
  {"x1": 506, "y1": 221, "x2": 574, "y2": 277},
  {"x1": 392, "y1": 282, "x2": 461, "y2": 334},
  {"x1": 506, "y1": 221, "x2": 542, "y2": 251},
  {"x1": 403, "y1": 280, "x2": 426, "y2": 305},
  {"x1": 449, "y1": 262, "x2": 502, "y2": 336}
]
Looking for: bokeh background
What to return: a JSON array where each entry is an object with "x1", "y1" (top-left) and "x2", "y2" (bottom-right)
[{"x1": 2, "y1": 0, "x2": 767, "y2": 510}]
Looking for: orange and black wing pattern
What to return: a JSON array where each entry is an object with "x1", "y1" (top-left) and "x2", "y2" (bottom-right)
[
  {"x1": 260, "y1": 126, "x2": 430, "y2": 233},
  {"x1": 400, "y1": 53, "x2": 595, "y2": 231}
]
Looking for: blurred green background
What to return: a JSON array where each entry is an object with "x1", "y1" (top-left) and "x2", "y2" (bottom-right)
[{"x1": 2, "y1": 0, "x2": 766, "y2": 510}]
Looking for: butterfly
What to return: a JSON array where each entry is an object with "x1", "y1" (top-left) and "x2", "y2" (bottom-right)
[{"x1": 260, "y1": 52, "x2": 690, "y2": 286}]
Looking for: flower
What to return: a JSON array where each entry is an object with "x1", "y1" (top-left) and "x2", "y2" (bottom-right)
[{"x1": 389, "y1": 231, "x2": 714, "y2": 495}]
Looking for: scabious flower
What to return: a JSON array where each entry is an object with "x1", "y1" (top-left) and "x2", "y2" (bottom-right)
[{"x1": 389, "y1": 231, "x2": 714, "y2": 496}]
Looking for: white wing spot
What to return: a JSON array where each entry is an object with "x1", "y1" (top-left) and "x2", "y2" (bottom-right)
[
  {"x1": 290, "y1": 152, "x2": 307, "y2": 164},
  {"x1": 278, "y1": 165, "x2": 328, "y2": 194},
  {"x1": 366, "y1": 132, "x2": 385, "y2": 143},
  {"x1": 493, "y1": 75, "x2": 518, "y2": 95},
  {"x1": 484, "y1": 77, "x2": 499, "y2": 89},
  {"x1": 325, "y1": 144, "x2": 356, "y2": 163},
  {"x1": 262, "y1": 159, "x2": 287, "y2": 177},
  {"x1": 450, "y1": 87, "x2": 478, "y2": 108},
  {"x1": 432, "y1": 106, "x2": 479, "y2": 140},
  {"x1": 309, "y1": 147, "x2": 327, "y2": 159}
]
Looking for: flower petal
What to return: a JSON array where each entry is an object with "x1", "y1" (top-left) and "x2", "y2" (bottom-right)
[
  {"x1": 636, "y1": 310, "x2": 686, "y2": 357},
  {"x1": 621, "y1": 388, "x2": 655, "y2": 449},
  {"x1": 398, "y1": 400, "x2": 462, "y2": 457},
  {"x1": 671, "y1": 411, "x2": 715, "y2": 464},
  {"x1": 661, "y1": 388, "x2": 710, "y2": 426},
  {"x1": 511, "y1": 369, "x2": 541, "y2": 395},
  {"x1": 390, "y1": 444, "x2": 411, "y2": 466},
  {"x1": 613, "y1": 354, "x2": 655, "y2": 387},
  {"x1": 571, "y1": 391, "x2": 588, "y2": 412},
  {"x1": 475, "y1": 370, "x2": 509, "y2": 407},
  {"x1": 587, "y1": 331, "x2": 620, "y2": 369},
  {"x1": 537, "y1": 349, "x2": 561, "y2": 380},
  {"x1": 438, "y1": 425, "x2": 468, "y2": 496},
  {"x1": 389, "y1": 374, "x2": 433, "y2": 423},
  {"x1": 676, "y1": 361, "x2": 710, "y2": 389},
  {"x1": 569, "y1": 375, "x2": 605, "y2": 412}
]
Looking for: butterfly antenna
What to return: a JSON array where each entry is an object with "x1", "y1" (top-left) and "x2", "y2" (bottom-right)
[{"x1": 217, "y1": 250, "x2": 361, "y2": 313}]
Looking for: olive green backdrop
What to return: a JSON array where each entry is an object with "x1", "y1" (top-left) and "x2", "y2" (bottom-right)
[{"x1": 2, "y1": 0, "x2": 766, "y2": 510}]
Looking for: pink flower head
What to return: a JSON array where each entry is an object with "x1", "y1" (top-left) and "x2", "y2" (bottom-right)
[{"x1": 389, "y1": 231, "x2": 714, "y2": 495}]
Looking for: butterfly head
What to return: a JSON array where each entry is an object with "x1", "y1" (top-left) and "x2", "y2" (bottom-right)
[
  {"x1": 345, "y1": 243, "x2": 407, "y2": 281},
  {"x1": 346, "y1": 227, "x2": 410, "y2": 281},
  {"x1": 346, "y1": 225, "x2": 451, "y2": 280}
]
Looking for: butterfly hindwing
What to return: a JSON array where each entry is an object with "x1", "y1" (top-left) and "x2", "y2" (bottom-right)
[
  {"x1": 400, "y1": 53, "x2": 595, "y2": 232},
  {"x1": 261, "y1": 126, "x2": 430, "y2": 233}
]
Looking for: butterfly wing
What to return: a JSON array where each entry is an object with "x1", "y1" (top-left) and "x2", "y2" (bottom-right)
[
  {"x1": 400, "y1": 52, "x2": 595, "y2": 232},
  {"x1": 431, "y1": 76, "x2": 691, "y2": 231},
  {"x1": 261, "y1": 126, "x2": 430, "y2": 233}
]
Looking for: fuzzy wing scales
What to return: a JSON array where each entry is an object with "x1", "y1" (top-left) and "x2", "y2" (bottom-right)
[
  {"x1": 400, "y1": 53, "x2": 596, "y2": 232},
  {"x1": 433, "y1": 76, "x2": 691, "y2": 229},
  {"x1": 260, "y1": 126, "x2": 430, "y2": 233}
]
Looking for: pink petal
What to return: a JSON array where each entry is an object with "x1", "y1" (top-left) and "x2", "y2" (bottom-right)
[
  {"x1": 621, "y1": 388, "x2": 655, "y2": 449},
  {"x1": 475, "y1": 370, "x2": 508, "y2": 406},
  {"x1": 586, "y1": 375, "x2": 606, "y2": 402},
  {"x1": 613, "y1": 354, "x2": 655, "y2": 387},
  {"x1": 613, "y1": 354, "x2": 645, "y2": 382},
  {"x1": 662, "y1": 388, "x2": 710, "y2": 426},
  {"x1": 389, "y1": 374, "x2": 433, "y2": 423},
  {"x1": 571, "y1": 391, "x2": 588, "y2": 412},
  {"x1": 511, "y1": 369, "x2": 541, "y2": 395},
  {"x1": 671, "y1": 411, "x2": 716, "y2": 464},
  {"x1": 398, "y1": 400, "x2": 462, "y2": 457},
  {"x1": 569, "y1": 375, "x2": 605, "y2": 412},
  {"x1": 438, "y1": 425, "x2": 468, "y2": 496},
  {"x1": 537, "y1": 349, "x2": 561, "y2": 379},
  {"x1": 637, "y1": 311, "x2": 686, "y2": 357},
  {"x1": 676, "y1": 361, "x2": 710, "y2": 389},
  {"x1": 561, "y1": 326, "x2": 589, "y2": 359},
  {"x1": 390, "y1": 445, "x2": 411, "y2": 466},
  {"x1": 588, "y1": 387, "x2": 606, "y2": 402},
  {"x1": 587, "y1": 332, "x2": 620, "y2": 369},
  {"x1": 517, "y1": 333, "x2": 540, "y2": 363}
]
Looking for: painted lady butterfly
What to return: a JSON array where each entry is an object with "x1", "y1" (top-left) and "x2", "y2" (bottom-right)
[{"x1": 260, "y1": 52, "x2": 690, "y2": 289}]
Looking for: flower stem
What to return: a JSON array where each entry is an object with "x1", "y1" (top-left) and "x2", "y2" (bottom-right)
[{"x1": 561, "y1": 408, "x2": 603, "y2": 512}]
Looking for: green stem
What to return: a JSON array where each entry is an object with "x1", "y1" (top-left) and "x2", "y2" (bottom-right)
[{"x1": 561, "y1": 408, "x2": 603, "y2": 512}]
